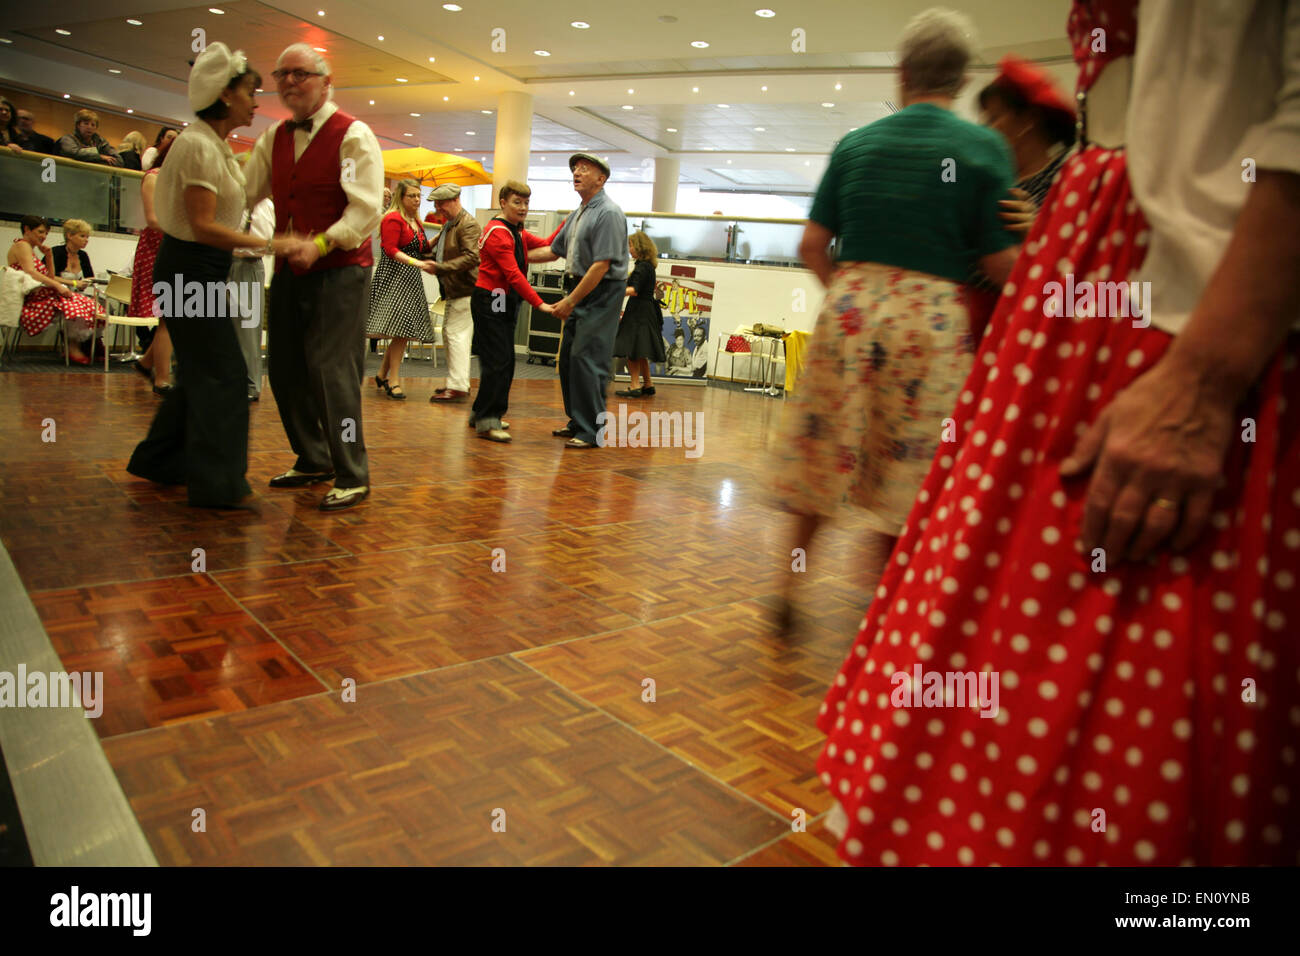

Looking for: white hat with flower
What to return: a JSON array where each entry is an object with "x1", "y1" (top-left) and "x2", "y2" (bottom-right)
[{"x1": 188, "y1": 42, "x2": 249, "y2": 113}]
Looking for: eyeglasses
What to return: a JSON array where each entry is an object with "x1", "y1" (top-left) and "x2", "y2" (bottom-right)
[{"x1": 271, "y1": 69, "x2": 324, "y2": 85}]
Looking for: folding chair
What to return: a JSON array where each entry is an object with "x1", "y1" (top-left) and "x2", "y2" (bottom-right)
[{"x1": 100, "y1": 273, "x2": 158, "y2": 371}]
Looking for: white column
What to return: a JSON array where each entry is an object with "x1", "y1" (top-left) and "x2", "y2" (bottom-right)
[
  {"x1": 492, "y1": 91, "x2": 533, "y2": 203},
  {"x1": 652, "y1": 157, "x2": 680, "y2": 213}
]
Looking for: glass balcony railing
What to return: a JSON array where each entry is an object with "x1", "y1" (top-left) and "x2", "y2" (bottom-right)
[{"x1": 0, "y1": 150, "x2": 145, "y2": 234}]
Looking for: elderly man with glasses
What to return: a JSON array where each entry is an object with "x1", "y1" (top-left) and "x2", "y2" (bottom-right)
[{"x1": 242, "y1": 43, "x2": 384, "y2": 511}]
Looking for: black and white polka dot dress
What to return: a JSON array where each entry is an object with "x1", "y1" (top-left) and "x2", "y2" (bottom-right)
[{"x1": 366, "y1": 229, "x2": 434, "y2": 341}]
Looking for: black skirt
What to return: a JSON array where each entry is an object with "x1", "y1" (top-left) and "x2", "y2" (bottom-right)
[{"x1": 613, "y1": 295, "x2": 667, "y2": 362}]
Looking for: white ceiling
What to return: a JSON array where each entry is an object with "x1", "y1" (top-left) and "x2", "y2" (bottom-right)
[{"x1": 0, "y1": 0, "x2": 1076, "y2": 193}]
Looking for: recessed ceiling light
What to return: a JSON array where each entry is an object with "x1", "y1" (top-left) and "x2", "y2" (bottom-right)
[
  {"x1": 410, "y1": 112, "x2": 421, "y2": 117},
  {"x1": 481, "y1": 109, "x2": 492, "y2": 114},
  {"x1": 183, "y1": 122, "x2": 189, "y2": 126},
  {"x1": 369, "y1": 99, "x2": 375, "y2": 105},
  {"x1": 727, "y1": 159, "x2": 732, "y2": 164},
  {"x1": 55, "y1": 28, "x2": 71, "y2": 35},
  {"x1": 473, "y1": 75, "x2": 480, "y2": 81},
  {"x1": 209, "y1": 8, "x2": 226, "y2": 14},
  {"x1": 126, "y1": 19, "x2": 142, "y2": 26},
  {"x1": 455, "y1": 147, "x2": 464, "y2": 152},
  {"x1": 785, "y1": 147, "x2": 795, "y2": 152},
  {"x1": 691, "y1": 40, "x2": 709, "y2": 48},
  {"x1": 428, "y1": 57, "x2": 436, "y2": 62},
  {"x1": 822, "y1": 102, "x2": 835, "y2": 108},
  {"x1": 761, "y1": 85, "x2": 768, "y2": 91},
  {"x1": 108, "y1": 68, "x2": 122, "y2": 74},
  {"x1": 127, "y1": 108, "x2": 134, "y2": 113},
  {"x1": 466, "y1": 131, "x2": 476, "y2": 135},
  {"x1": 0, "y1": 38, "x2": 11, "y2": 43},
  {"x1": 658, "y1": 15, "x2": 677, "y2": 23},
  {"x1": 834, "y1": 83, "x2": 842, "y2": 91},
  {"x1": 443, "y1": 2, "x2": 463, "y2": 9},
  {"x1": 691, "y1": 86, "x2": 699, "y2": 93},
  {"x1": 717, "y1": 104, "x2": 729, "y2": 109},
  {"x1": 622, "y1": 105, "x2": 633, "y2": 110},
  {"x1": 666, "y1": 127, "x2": 677, "y2": 132},
  {"x1": 317, "y1": 9, "x2": 325, "y2": 15},
  {"x1": 571, "y1": 21, "x2": 590, "y2": 29},
  {"x1": 568, "y1": 90, "x2": 575, "y2": 96},
  {"x1": 756, "y1": 8, "x2": 776, "y2": 16},
  {"x1": 313, "y1": 47, "x2": 327, "y2": 52},
  {"x1": 754, "y1": 126, "x2": 765, "y2": 131},
  {"x1": 627, "y1": 88, "x2": 634, "y2": 94},
  {"x1": 403, "y1": 132, "x2": 413, "y2": 137},
  {"x1": 534, "y1": 50, "x2": 551, "y2": 56},
  {"x1": 702, "y1": 146, "x2": 714, "y2": 151},
  {"x1": 395, "y1": 77, "x2": 408, "y2": 83},
  {"x1": 62, "y1": 93, "x2": 70, "y2": 99},
  {"x1": 540, "y1": 156, "x2": 546, "y2": 161},
  {"x1": 805, "y1": 160, "x2": 811, "y2": 166},
  {"x1": 378, "y1": 35, "x2": 385, "y2": 41},
  {"x1": 443, "y1": 96, "x2": 450, "y2": 101}
]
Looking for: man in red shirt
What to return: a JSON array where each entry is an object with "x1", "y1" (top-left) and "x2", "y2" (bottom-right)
[{"x1": 470, "y1": 180, "x2": 555, "y2": 442}]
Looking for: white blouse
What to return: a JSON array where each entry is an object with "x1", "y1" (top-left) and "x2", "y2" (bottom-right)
[{"x1": 154, "y1": 121, "x2": 247, "y2": 242}]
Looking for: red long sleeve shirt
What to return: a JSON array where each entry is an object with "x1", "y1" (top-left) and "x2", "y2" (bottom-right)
[
  {"x1": 475, "y1": 219, "x2": 546, "y2": 308},
  {"x1": 379, "y1": 210, "x2": 428, "y2": 259}
]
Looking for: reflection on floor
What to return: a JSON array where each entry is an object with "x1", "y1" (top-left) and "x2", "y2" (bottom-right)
[{"x1": 1, "y1": 364, "x2": 878, "y2": 865}]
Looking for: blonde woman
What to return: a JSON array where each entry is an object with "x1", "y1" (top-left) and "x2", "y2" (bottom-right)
[
  {"x1": 364, "y1": 179, "x2": 436, "y2": 400},
  {"x1": 116, "y1": 130, "x2": 147, "y2": 170},
  {"x1": 613, "y1": 231, "x2": 666, "y2": 397},
  {"x1": 51, "y1": 219, "x2": 107, "y2": 359}
]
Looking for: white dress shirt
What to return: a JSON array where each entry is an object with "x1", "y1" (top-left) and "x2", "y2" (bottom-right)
[
  {"x1": 1126, "y1": 0, "x2": 1300, "y2": 335},
  {"x1": 154, "y1": 120, "x2": 246, "y2": 241},
  {"x1": 243, "y1": 97, "x2": 384, "y2": 251}
]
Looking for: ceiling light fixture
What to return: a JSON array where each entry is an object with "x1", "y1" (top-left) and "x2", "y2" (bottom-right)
[
  {"x1": 571, "y1": 21, "x2": 590, "y2": 29},
  {"x1": 443, "y1": 3, "x2": 463, "y2": 9},
  {"x1": 534, "y1": 50, "x2": 551, "y2": 56},
  {"x1": 627, "y1": 88, "x2": 634, "y2": 94},
  {"x1": 126, "y1": 19, "x2": 142, "y2": 26},
  {"x1": 109, "y1": 68, "x2": 122, "y2": 74},
  {"x1": 0, "y1": 38, "x2": 11, "y2": 44},
  {"x1": 369, "y1": 99, "x2": 375, "y2": 105},
  {"x1": 403, "y1": 132, "x2": 412, "y2": 137},
  {"x1": 395, "y1": 77, "x2": 408, "y2": 82},
  {"x1": 666, "y1": 127, "x2": 677, "y2": 132},
  {"x1": 317, "y1": 10, "x2": 325, "y2": 16},
  {"x1": 761, "y1": 85, "x2": 768, "y2": 91},
  {"x1": 428, "y1": 56, "x2": 436, "y2": 62},
  {"x1": 127, "y1": 108, "x2": 133, "y2": 113},
  {"x1": 55, "y1": 28, "x2": 71, "y2": 35},
  {"x1": 466, "y1": 131, "x2": 476, "y2": 135},
  {"x1": 785, "y1": 147, "x2": 795, "y2": 151},
  {"x1": 568, "y1": 90, "x2": 575, "y2": 96},
  {"x1": 378, "y1": 35, "x2": 385, "y2": 40},
  {"x1": 834, "y1": 82, "x2": 842, "y2": 90},
  {"x1": 209, "y1": 8, "x2": 226, "y2": 14},
  {"x1": 717, "y1": 104, "x2": 729, "y2": 109},
  {"x1": 821, "y1": 102, "x2": 835, "y2": 107},
  {"x1": 314, "y1": 47, "x2": 327, "y2": 52},
  {"x1": 754, "y1": 126, "x2": 765, "y2": 131},
  {"x1": 756, "y1": 8, "x2": 776, "y2": 16},
  {"x1": 410, "y1": 112, "x2": 421, "y2": 117},
  {"x1": 62, "y1": 93, "x2": 70, "y2": 99},
  {"x1": 473, "y1": 75, "x2": 480, "y2": 81},
  {"x1": 443, "y1": 95, "x2": 450, "y2": 101},
  {"x1": 691, "y1": 40, "x2": 709, "y2": 48},
  {"x1": 691, "y1": 86, "x2": 699, "y2": 93},
  {"x1": 622, "y1": 105, "x2": 633, "y2": 110}
]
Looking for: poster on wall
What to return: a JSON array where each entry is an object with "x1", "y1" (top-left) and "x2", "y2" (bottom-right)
[{"x1": 650, "y1": 269, "x2": 715, "y2": 379}]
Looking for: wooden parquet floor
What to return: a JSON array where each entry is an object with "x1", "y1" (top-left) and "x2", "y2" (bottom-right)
[{"x1": 1, "y1": 367, "x2": 881, "y2": 865}]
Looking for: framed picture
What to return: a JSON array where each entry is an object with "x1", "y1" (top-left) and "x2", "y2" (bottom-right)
[{"x1": 652, "y1": 276, "x2": 715, "y2": 379}]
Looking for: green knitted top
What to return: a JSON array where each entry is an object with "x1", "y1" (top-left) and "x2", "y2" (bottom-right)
[{"x1": 809, "y1": 103, "x2": 1018, "y2": 283}]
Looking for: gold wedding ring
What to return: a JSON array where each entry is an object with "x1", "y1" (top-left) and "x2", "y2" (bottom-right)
[{"x1": 1153, "y1": 497, "x2": 1179, "y2": 511}]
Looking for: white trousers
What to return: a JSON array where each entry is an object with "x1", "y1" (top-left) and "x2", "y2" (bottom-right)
[{"x1": 442, "y1": 295, "x2": 472, "y2": 393}]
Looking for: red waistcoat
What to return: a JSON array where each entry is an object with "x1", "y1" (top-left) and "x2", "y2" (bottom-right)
[{"x1": 271, "y1": 108, "x2": 374, "y2": 275}]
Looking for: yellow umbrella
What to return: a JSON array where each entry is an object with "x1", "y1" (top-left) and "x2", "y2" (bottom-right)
[{"x1": 381, "y1": 147, "x2": 492, "y2": 187}]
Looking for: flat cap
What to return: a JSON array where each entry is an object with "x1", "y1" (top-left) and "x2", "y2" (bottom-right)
[
  {"x1": 429, "y1": 183, "x2": 461, "y2": 200},
  {"x1": 568, "y1": 152, "x2": 610, "y2": 178}
]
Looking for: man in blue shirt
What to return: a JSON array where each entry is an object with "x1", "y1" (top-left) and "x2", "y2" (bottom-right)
[{"x1": 529, "y1": 152, "x2": 629, "y2": 448}]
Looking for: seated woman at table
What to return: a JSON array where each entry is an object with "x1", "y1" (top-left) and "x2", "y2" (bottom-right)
[
  {"x1": 6, "y1": 215, "x2": 104, "y2": 364},
  {"x1": 51, "y1": 219, "x2": 96, "y2": 291}
]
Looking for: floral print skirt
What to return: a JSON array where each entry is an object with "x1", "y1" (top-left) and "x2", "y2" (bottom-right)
[{"x1": 774, "y1": 262, "x2": 974, "y2": 534}]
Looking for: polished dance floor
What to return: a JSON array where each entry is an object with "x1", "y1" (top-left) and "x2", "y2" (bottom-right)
[{"x1": 0, "y1": 362, "x2": 881, "y2": 865}]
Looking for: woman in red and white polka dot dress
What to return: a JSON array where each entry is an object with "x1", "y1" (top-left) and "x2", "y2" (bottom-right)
[
  {"x1": 7, "y1": 216, "x2": 102, "y2": 364},
  {"x1": 815, "y1": 0, "x2": 1300, "y2": 866}
]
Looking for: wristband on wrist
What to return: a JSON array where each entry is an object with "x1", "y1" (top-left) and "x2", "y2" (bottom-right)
[{"x1": 313, "y1": 233, "x2": 332, "y2": 257}]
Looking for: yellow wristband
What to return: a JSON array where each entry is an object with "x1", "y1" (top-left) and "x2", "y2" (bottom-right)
[{"x1": 314, "y1": 234, "x2": 332, "y2": 256}]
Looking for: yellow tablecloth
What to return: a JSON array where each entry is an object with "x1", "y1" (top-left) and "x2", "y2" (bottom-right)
[{"x1": 783, "y1": 330, "x2": 811, "y2": 394}]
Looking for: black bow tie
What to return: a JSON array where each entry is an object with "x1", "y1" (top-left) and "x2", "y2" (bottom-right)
[{"x1": 285, "y1": 118, "x2": 313, "y2": 133}]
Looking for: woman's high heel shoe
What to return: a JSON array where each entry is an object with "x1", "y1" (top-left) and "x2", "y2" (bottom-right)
[{"x1": 375, "y1": 374, "x2": 388, "y2": 390}]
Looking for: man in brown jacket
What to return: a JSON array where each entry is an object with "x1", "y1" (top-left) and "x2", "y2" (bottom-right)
[{"x1": 426, "y1": 183, "x2": 481, "y2": 403}]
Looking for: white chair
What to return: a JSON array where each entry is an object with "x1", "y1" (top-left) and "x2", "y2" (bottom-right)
[{"x1": 100, "y1": 273, "x2": 158, "y2": 371}]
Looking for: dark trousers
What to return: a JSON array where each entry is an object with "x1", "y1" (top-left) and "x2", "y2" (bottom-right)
[
  {"x1": 127, "y1": 236, "x2": 249, "y2": 506},
  {"x1": 268, "y1": 264, "x2": 371, "y2": 487},
  {"x1": 558, "y1": 280, "x2": 624, "y2": 443},
  {"x1": 469, "y1": 287, "x2": 520, "y2": 430}
]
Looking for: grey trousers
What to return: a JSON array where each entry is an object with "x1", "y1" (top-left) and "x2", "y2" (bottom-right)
[
  {"x1": 228, "y1": 255, "x2": 264, "y2": 397},
  {"x1": 268, "y1": 264, "x2": 371, "y2": 488},
  {"x1": 558, "y1": 280, "x2": 624, "y2": 444}
]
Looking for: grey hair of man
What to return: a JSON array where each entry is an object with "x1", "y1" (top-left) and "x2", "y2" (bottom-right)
[
  {"x1": 898, "y1": 7, "x2": 978, "y2": 98},
  {"x1": 276, "y1": 42, "x2": 335, "y2": 101}
]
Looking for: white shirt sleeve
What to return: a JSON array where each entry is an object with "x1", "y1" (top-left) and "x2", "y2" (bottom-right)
[
  {"x1": 248, "y1": 198, "x2": 276, "y2": 242},
  {"x1": 243, "y1": 125, "x2": 275, "y2": 208},
  {"x1": 175, "y1": 135, "x2": 221, "y2": 194},
  {"x1": 323, "y1": 119, "x2": 385, "y2": 252}
]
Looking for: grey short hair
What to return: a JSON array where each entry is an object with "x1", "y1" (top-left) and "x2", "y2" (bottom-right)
[
  {"x1": 898, "y1": 7, "x2": 977, "y2": 97},
  {"x1": 277, "y1": 43, "x2": 332, "y2": 77}
]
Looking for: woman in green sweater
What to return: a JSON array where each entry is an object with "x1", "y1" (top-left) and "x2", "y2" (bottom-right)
[{"x1": 774, "y1": 8, "x2": 1021, "y2": 637}]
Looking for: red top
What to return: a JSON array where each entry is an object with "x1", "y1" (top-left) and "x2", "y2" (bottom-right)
[
  {"x1": 475, "y1": 219, "x2": 547, "y2": 308},
  {"x1": 379, "y1": 210, "x2": 428, "y2": 259},
  {"x1": 271, "y1": 108, "x2": 374, "y2": 276}
]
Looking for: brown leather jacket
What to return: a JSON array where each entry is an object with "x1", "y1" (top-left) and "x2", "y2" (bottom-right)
[{"x1": 429, "y1": 209, "x2": 481, "y2": 300}]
